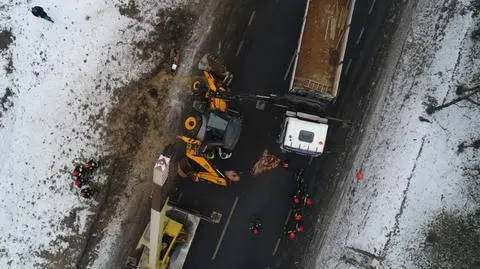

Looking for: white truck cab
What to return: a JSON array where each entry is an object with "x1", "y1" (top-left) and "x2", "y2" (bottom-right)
[{"x1": 279, "y1": 111, "x2": 329, "y2": 157}]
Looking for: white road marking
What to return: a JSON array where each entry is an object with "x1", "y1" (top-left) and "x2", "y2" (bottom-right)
[
  {"x1": 212, "y1": 196, "x2": 239, "y2": 260},
  {"x1": 272, "y1": 238, "x2": 281, "y2": 256},
  {"x1": 284, "y1": 50, "x2": 297, "y2": 80},
  {"x1": 368, "y1": 0, "x2": 376, "y2": 15},
  {"x1": 356, "y1": 27, "x2": 365, "y2": 44},
  {"x1": 235, "y1": 40, "x2": 244, "y2": 57},
  {"x1": 308, "y1": 156, "x2": 314, "y2": 165},
  {"x1": 248, "y1": 10, "x2": 256, "y2": 26},
  {"x1": 284, "y1": 208, "x2": 292, "y2": 226},
  {"x1": 344, "y1": 58, "x2": 352, "y2": 75}
]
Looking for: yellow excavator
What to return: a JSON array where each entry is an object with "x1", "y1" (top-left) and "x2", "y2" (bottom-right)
[{"x1": 177, "y1": 54, "x2": 240, "y2": 187}]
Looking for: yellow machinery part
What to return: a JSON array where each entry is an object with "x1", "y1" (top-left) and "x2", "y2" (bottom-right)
[
  {"x1": 177, "y1": 136, "x2": 228, "y2": 187},
  {"x1": 203, "y1": 71, "x2": 228, "y2": 112},
  {"x1": 194, "y1": 171, "x2": 227, "y2": 187},
  {"x1": 158, "y1": 218, "x2": 184, "y2": 268},
  {"x1": 191, "y1": 80, "x2": 202, "y2": 92},
  {"x1": 204, "y1": 71, "x2": 217, "y2": 92},
  {"x1": 184, "y1": 116, "x2": 197, "y2": 131}
]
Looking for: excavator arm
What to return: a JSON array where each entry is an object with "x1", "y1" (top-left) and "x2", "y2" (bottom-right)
[{"x1": 178, "y1": 136, "x2": 228, "y2": 187}]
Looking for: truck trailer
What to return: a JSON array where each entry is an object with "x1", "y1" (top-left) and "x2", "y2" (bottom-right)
[{"x1": 279, "y1": 0, "x2": 356, "y2": 157}]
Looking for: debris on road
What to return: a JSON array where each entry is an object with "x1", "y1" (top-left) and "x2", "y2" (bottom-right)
[
  {"x1": 224, "y1": 170, "x2": 240, "y2": 182},
  {"x1": 250, "y1": 150, "x2": 281, "y2": 176}
]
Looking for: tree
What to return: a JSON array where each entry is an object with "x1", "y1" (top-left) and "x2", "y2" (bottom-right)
[{"x1": 426, "y1": 84, "x2": 480, "y2": 114}]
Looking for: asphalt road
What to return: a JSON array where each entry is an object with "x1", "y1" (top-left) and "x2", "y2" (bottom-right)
[{"x1": 173, "y1": 0, "x2": 403, "y2": 268}]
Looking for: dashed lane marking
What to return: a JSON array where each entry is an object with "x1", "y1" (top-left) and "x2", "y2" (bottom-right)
[
  {"x1": 272, "y1": 238, "x2": 281, "y2": 256},
  {"x1": 344, "y1": 58, "x2": 352, "y2": 75},
  {"x1": 212, "y1": 196, "x2": 239, "y2": 260},
  {"x1": 356, "y1": 27, "x2": 365, "y2": 44},
  {"x1": 368, "y1": 0, "x2": 376, "y2": 15},
  {"x1": 284, "y1": 208, "x2": 292, "y2": 226},
  {"x1": 248, "y1": 10, "x2": 256, "y2": 26},
  {"x1": 235, "y1": 40, "x2": 244, "y2": 57}
]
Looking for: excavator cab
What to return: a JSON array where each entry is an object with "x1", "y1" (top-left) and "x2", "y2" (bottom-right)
[{"x1": 183, "y1": 110, "x2": 242, "y2": 156}]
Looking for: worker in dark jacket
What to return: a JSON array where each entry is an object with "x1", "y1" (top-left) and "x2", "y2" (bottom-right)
[
  {"x1": 83, "y1": 159, "x2": 98, "y2": 174},
  {"x1": 249, "y1": 218, "x2": 262, "y2": 235},
  {"x1": 31, "y1": 6, "x2": 54, "y2": 23},
  {"x1": 79, "y1": 185, "x2": 94, "y2": 199}
]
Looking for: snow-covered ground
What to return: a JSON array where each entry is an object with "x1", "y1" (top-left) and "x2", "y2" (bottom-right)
[
  {"x1": 311, "y1": 0, "x2": 480, "y2": 268},
  {"x1": 0, "y1": 0, "x2": 188, "y2": 268}
]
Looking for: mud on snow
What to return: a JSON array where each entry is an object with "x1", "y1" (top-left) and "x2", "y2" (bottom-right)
[{"x1": 41, "y1": 1, "x2": 207, "y2": 268}]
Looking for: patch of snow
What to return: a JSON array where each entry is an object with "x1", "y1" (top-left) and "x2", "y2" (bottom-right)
[
  {"x1": 312, "y1": 0, "x2": 480, "y2": 268},
  {"x1": 0, "y1": 0, "x2": 186, "y2": 268}
]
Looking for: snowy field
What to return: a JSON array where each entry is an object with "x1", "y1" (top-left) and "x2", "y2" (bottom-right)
[
  {"x1": 0, "y1": 0, "x2": 189, "y2": 268},
  {"x1": 311, "y1": 0, "x2": 480, "y2": 268}
]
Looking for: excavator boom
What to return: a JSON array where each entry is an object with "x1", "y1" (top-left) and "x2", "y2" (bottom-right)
[{"x1": 177, "y1": 136, "x2": 228, "y2": 187}]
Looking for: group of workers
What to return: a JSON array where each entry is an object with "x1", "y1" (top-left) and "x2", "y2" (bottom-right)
[
  {"x1": 70, "y1": 160, "x2": 98, "y2": 199},
  {"x1": 248, "y1": 169, "x2": 312, "y2": 240},
  {"x1": 285, "y1": 169, "x2": 312, "y2": 240}
]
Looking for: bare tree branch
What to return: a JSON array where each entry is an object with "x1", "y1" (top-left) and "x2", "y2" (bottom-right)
[
  {"x1": 427, "y1": 87, "x2": 480, "y2": 114},
  {"x1": 466, "y1": 97, "x2": 480, "y2": 106}
]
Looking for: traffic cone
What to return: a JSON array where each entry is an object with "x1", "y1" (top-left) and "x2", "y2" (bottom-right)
[{"x1": 355, "y1": 171, "x2": 365, "y2": 181}]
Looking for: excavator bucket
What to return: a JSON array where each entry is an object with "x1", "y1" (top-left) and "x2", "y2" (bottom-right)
[{"x1": 198, "y1": 54, "x2": 233, "y2": 86}]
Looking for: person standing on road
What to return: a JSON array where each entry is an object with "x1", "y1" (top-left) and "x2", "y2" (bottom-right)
[
  {"x1": 293, "y1": 208, "x2": 303, "y2": 221},
  {"x1": 286, "y1": 229, "x2": 296, "y2": 239},
  {"x1": 250, "y1": 217, "x2": 262, "y2": 235},
  {"x1": 303, "y1": 194, "x2": 313, "y2": 206},
  {"x1": 31, "y1": 6, "x2": 54, "y2": 23},
  {"x1": 295, "y1": 221, "x2": 304, "y2": 232}
]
